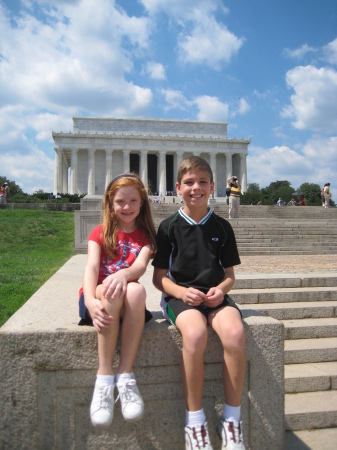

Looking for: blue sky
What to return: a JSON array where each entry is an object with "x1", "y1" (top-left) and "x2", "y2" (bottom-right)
[{"x1": 1, "y1": 0, "x2": 337, "y2": 197}]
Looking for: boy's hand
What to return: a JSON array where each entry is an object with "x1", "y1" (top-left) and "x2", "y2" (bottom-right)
[
  {"x1": 102, "y1": 271, "x2": 128, "y2": 300},
  {"x1": 182, "y1": 287, "x2": 207, "y2": 306},
  {"x1": 87, "y1": 298, "x2": 113, "y2": 332},
  {"x1": 205, "y1": 287, "x2": 224, "y2": 308}
]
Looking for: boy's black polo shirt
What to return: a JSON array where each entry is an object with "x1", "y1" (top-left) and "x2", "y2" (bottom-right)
[{"x1": 152, "y1": 207, "x2": 241, "y2": 294}]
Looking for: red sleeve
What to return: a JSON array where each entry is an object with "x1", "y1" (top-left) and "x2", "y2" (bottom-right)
[{"x1": 88, "y1": 224, "x2": 104, "y2": 246}]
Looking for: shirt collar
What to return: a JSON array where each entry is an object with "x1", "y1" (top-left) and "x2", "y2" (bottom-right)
[{"x1": 178, "y1": 207, "x2": 213, "y2": 225}]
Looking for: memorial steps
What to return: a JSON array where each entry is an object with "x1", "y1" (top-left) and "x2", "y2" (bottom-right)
[
  {"x1": 151, "y1": 204, "x2": 337, "y2": 256},
  {"x1": 232, "y1": 273, "x2": 337, "y2": 449}
]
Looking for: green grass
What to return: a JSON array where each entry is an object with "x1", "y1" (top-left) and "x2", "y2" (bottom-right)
[{"x1": 0, "y1": 210, "x2": 75, "y2": 326}]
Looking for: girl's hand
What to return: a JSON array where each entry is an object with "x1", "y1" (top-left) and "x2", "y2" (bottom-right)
[
  {"x1": 102, "y1": 270, "x2": 128, "y2": 300},
  {"x1": 87, "y1": 298, "x2": 113, "y2": 332},
  {"x1": 205, "y1": 287, "x2": 224, "y2": 308},
  {"x1": 181, "y1": 287, "x2": 207, "y2": 306}
]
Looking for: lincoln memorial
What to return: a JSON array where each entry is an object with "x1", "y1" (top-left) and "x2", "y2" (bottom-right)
[{"x1": 52, "y1": 117, "x2": 250, "y2": 197}]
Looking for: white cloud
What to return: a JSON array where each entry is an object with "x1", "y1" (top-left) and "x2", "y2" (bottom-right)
[
  {"x1": 323, "y1": 38, "x2": 337, "y2": 66},
  {"x1": 177, "y1": 17, "x2": 243, "y2": 68},
  {"x1": 284, "y1": 44, "x2": 317, "y2": 59},
  {"x1": 144, "y1": 62, "x2": 166, "y2": 80},
  {"x1": 1, "y1": 146, "x2": 55, "y2": 194},
  {"x1": 193, "y1": 96, "x2": 229, "y2": 122},
  {"x1": 161, "y1": 89, "x2": 189, "y2": 111},
  {"x1": 281, "y1": 65, "x2": 337, "y2": 133},
  {"x1": 140, "y1": 0, "x2": 242, "y2": 68},
  {"x1": 248, "y1": 138, "x2": 337, "y2": 200}
]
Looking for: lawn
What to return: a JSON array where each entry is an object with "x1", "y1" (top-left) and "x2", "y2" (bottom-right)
[{"x1": 0, "y1": 210, "x2": 75, "y2": 326}]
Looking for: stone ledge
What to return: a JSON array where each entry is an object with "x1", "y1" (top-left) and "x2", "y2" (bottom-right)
[{"x1": 0, "y1": 256, "x2": 284, "y2": 449}]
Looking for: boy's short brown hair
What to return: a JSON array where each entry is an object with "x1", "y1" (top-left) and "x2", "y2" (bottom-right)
[{"x1": 177, "y1": 156, "x2": 213, "y2": 184}]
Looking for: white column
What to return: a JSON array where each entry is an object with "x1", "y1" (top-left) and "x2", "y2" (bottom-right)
[
  {"x1": 105, "y1": 150, "x2": 113, "y2": 188},
  {"x1": 140, "y1": 151, "x2": 148, "y2": 186},
  {"x1": 176, "y1": 152, "x2": 183, "y2": 168},
  {"x1": 87, "y1": 149, "x2": 96, "y2": 195},
  {"x1": 62, "y1": 157, "x2": 68, "y2": 194},
  {"x1": 158, "y1": 151, "x2": 166, "y2": 196},
  {"x1": 226, "y1": 153, "x2": 233, "y2": 180},
  {"x1": 240, "y1": 153, "x2": 247, "y2": 193},
  {"x1": 123, "y1": 150, "x2": 130, "y2": 173},
  {"x1": 210, "y1": 152, "x2": 217, "y2": 197},
  {"x1": 70, "y1": 149, "x2": 78, "y2": 195},
  {"x1": 54, "y1": 146, "x2": 60, "y2": 195}
]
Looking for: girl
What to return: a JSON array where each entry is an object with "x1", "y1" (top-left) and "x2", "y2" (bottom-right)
[{"x1": 80, "y1": 173, "x2": 156, "y2": 428}]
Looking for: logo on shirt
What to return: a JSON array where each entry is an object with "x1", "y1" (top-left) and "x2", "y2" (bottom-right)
[{"x1": 212, "y1": 237, "x2": 219, "y2": 241}]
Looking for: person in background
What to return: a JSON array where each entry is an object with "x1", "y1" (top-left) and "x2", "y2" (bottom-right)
[
  {"x1": 227, "y1": 176, "x2": 241, "y2": 219},
  {"x1": 4, "y1": 182, "x2": 10, "y2": 203},
  {"x1": 323, "y1": 183, "x2": 332, "y2": 208},
  {"x1": 298, "y1": 195, "x2": 307, "y2": 206}
]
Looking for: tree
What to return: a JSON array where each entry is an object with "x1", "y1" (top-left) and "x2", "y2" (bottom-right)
[
  {"x1": 0, "y1": 177, "x2": 23, "y2": 197},
  {"x1": 298, "y1": 183, "x2": 321, "y2": 206}
]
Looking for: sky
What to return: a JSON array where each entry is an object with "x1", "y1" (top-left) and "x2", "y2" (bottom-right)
[{"x1": 0, "y1": 0, "x2": 337, "y2": 197}]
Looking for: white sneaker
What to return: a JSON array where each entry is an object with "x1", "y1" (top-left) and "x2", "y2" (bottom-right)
[
  {"x1": 218, "y1": 419, "x2": 245, "y2": 449},
  {"x1": 90, "y1": 383, "x2": 114, "y2": 428},
  {"x1": 116, "y1": 379, "x2": 144, "y2": 422},
  {"x1": 185, "y1": 422, "x2": 213, "y2": 449}
]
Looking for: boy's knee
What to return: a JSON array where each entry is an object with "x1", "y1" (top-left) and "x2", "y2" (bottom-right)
[
  {"x1": 223, "y1": 322, "x2": 245, "y2": 352},
  {"x1": 182, "y1": 326, "x2": 207, "y2": 353}
]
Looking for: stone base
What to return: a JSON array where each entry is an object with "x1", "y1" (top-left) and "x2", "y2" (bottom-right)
[{"x1": 0, "y1": 256, "x2": 284, "y2": 449}]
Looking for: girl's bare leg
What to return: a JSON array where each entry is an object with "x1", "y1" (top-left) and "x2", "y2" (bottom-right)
[
  {"x1": 117, "y1": 282, "x2": 146, "y2": 374},
  {"x1": 96, "y1": 284, "x2": 123, "y2": 375}
]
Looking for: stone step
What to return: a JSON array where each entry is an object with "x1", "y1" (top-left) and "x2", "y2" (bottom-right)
[
  {"x1": 285, "y1": 337, "x2": 337, "y2": 364},
  {"x1": 232, "y1": 286, "x2": 337, "y2": 304},
  {"x1": 285, "y1": 390, "x2": 337, "y2": 431},
  {"x1": 285, "y1": 428, "x2": 337, "y2": 450},
  {"x1": 241, "y1": 301, "x2": 337, "y2": 320},
  {"x1": 283, "y1": 317, "x2": 337, "y2": 339},
  {"x1": 234, "y1": 274, "x2": 337, "y2": 290},
  {"x1": 238, "y1": 249, "x2": 337, "y2": 256},
  {"x1": 285, "y1": 362, "x2": 337, "y2": 393}
]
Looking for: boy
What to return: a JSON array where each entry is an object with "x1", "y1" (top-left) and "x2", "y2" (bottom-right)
[{"x1": 152, "y1": 156, "x2": 246, "y2": 450}]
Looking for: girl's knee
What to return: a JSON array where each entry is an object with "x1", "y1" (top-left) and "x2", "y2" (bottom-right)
[{"x1": 124, "y1": 283, "x2": 146, "y2": 309}]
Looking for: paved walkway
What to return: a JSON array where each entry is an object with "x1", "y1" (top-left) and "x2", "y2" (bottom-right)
[{"x1": 236, "y1": 254, "x2": 337, "y2": 274}]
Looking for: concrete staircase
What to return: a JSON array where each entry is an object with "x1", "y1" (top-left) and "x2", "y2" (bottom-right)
[
  {"x1": 150, "y1": 204, "x2": 337, "y2": 256},
  {"x1": 231, "y1": 273, "x2": 337, "y2": 449}
]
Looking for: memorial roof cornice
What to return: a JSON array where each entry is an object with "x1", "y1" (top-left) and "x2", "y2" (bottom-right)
[{"x1": 52, "y1": 131, "x2": 251, "y2": 144}]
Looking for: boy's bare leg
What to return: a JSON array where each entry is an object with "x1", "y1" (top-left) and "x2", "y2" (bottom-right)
[
  {"x1": 117, "y1": 282, "x2": 146, "y2": 374},
  {"x1": 176, "y1": 309, "x2": 208, "y2": 411},
  {"x1": 96, "y1": 285, "x2": 123, "y2": 375},
  {"x1": 208, "y1": 306, "x2": 246, "y2": 406}
]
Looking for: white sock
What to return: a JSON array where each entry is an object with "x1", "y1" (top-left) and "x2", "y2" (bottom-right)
[
  {"x1": 186, "y1": 408, "x2": 206, "y2": 427},
  {"x1": 116, "y1": 372, "x2": 134, "y2": 385},
  {"x1": 96, "y1": 374, "x2": 115, "y2": 386},
  {"x1": 222, "y1": 404, "x2": 241, "y2": 422}
]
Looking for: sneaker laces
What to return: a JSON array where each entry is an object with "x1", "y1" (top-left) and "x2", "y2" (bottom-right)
[
  {"x1": 115, "y1": 379, "x2": 137, "y2": 403},
  {"x1": 96, "y1": 384, "x2": 113, "y2": 409},
  {"x1": 191, "y1": 424, "x2": 209, "y2": 448},
  {"x1": 227, "y1": 421, "x2": 243, "y2": 444}
]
